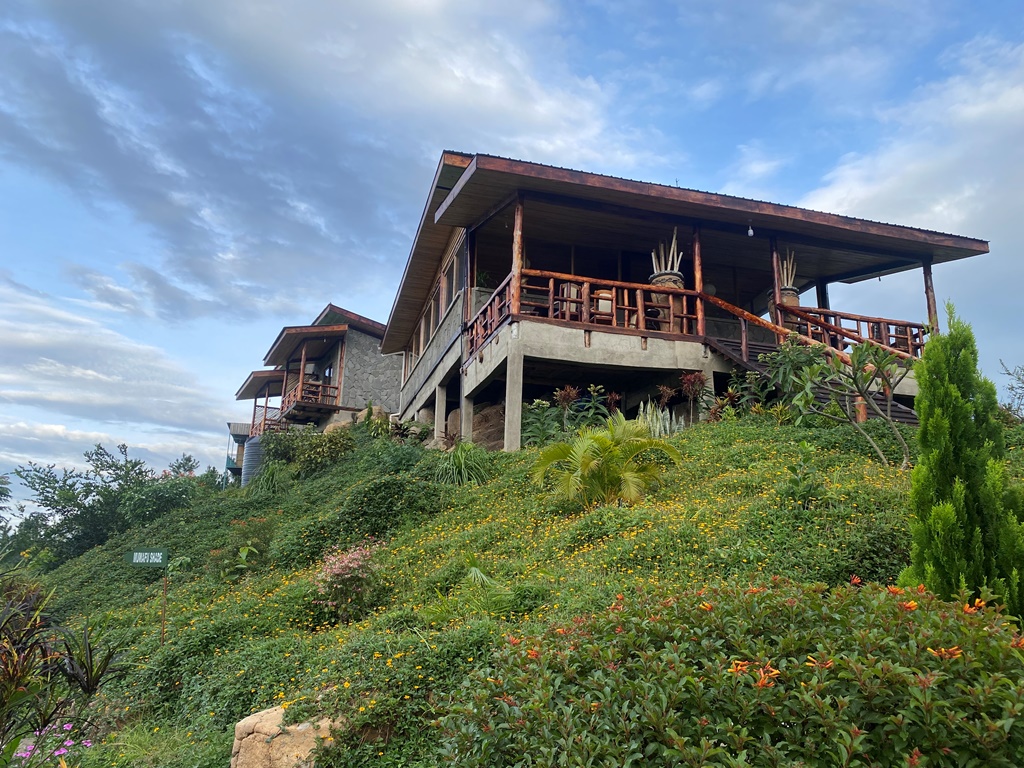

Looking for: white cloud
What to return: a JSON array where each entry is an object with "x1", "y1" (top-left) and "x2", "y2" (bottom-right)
[
  {"x1": 802, "y1": 37, "x2": 1024, "y2": 382},
  {"x1": 0, "y1": 283, "x2": 224, "y2": 431}
]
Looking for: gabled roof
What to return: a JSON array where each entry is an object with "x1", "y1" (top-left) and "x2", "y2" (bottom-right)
[
  {"x1": 313, "y1": 303, "x2": 386, "y2": 336},
  {"x1": 263, "y1": 324, "x2": 349, "y2": 367},
  {"x1": 382, "y1": 151, "x2": 989, "y2": 353},
  {"x1": 235, "y1": 369, "x2": 285, "y2": 400}
]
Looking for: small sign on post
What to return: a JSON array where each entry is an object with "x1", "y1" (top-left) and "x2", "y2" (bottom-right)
[
  {"x1": 125, "y1": 550, "x2": 168, "y2": 567},
  {"x1": 125, "y1": 549, "x2": 170, "y2": 644}
]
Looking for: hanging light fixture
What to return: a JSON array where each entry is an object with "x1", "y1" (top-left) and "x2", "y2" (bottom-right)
[{"x1": 747, "y1": 224, "x2": 754, "y2": 237}]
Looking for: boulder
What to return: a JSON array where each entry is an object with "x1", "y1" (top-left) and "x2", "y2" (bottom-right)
[
  {"x1": 230, "y1": 706, "x2": 337, "y2": 768},
  {"x1": 353, "y1": 405, "x2": 389, "y2": 424},
  {"x1": 446, "y1": 408, "x2": 461, "y2": 440}
]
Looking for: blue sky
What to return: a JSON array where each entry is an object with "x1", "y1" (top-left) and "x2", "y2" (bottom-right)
[{"x1": 1, "y1": 0, "x2": 1023, "y2": 501}]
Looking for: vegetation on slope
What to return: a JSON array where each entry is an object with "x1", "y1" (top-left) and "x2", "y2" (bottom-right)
[{"x1": 6, "y1": 401, "x2": 1024, "y2": 766}]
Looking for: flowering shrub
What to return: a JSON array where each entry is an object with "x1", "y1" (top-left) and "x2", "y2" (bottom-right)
[
  {"x1": 443, "y1": 579, "x2": 1024, "y2": 766},
  {"x1": 313, "y1": 542, "x2": 381, "y2": 623},
  {"x1": 14, "y1": 722, "x2": 93, "y2": 764}
]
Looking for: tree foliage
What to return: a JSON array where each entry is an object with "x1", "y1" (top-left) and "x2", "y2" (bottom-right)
[
  {"x1": 10, "y1": 445, "x2": 209, "y2": 565},
  {"x1": 763, "y1": 337, "x2": 913, "y2": 468},
  {"x1": 531, "y1": 413, "x2": 682, "y2": 508},
  {"x1": 901, "y1": 307, "x2": 1024, "y2": 615}
]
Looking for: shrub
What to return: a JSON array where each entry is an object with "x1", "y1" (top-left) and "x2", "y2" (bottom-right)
[
  {"x1": 776, "y1": 441, "x2": 827, "y2": 510},
  {"x1": 294, "y1": 429, "x2": 356, "y2": 477},
  {"x1": 260, "y1": 428, "x2": 356, "y2": 478},
  {"x1": 532, "y1": 413, "x2": 682, "y2": 509},
  {"x1": 337, "y1": 476, "x2": 443, "y2": 540},
  {"x1": 1, "y1": 571, "x2": 122, "y2": 764},
  {"x1": 245, "y1": 460, "x2": 292, "y2": 498},
  {"x1": 206, "y1": 515, "x2": 279, "y2": 580},
  {"x1": 434, "y1": 442, "x2": 492, "y2": 486},
  {"x1": 313, "y1": 542, "x2": 382, "y2": 623},
  {"x1": 443, "y1": 580, "x2": 1024, "y2": 766}
]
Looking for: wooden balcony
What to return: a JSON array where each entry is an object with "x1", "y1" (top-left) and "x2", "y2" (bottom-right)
[
  {"x1": 467, "y1": 269, "x2": 701, "y2": 357},
  {"x1": 250, "y1": 405, "x2": 284, "y2": 437},
  {"x1": 280, "y1": 380, "x2": 341, "y2": 420},
  {"x1": 466, "y1": 268, "x2": 927, "y2": 364}
]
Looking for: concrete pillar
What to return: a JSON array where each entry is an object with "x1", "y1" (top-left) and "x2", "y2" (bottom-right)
[
  {"x1": 503, "y1": 348, "x2": 524, "y2": 451},
  {"x1": 434, "y1": 382, "x2": 447, "y2": 442},
  {"x1": 461, "y1": 388, "x2": 474, "y2": 444}
]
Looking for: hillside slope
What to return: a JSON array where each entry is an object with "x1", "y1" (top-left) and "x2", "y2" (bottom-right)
[{"x1": 36, "y1": 419, "x2": 1024, "y2": 767}]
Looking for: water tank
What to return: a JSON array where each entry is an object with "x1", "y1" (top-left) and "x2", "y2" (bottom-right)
[{"x1": 240, "y1": 435, "x2": 264, "y2": 487}]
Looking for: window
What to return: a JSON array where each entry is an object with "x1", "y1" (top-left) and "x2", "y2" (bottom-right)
[{"x1": 443, "y1": 257, "x2": 457, "y2": 309}]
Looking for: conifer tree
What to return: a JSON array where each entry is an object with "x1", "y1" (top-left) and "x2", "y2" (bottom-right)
[{"x1": 902, "y1": 306, "x2": 1024, "y2": 614}]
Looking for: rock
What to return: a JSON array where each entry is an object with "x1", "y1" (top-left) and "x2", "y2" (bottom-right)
[
  {"x1": 353, "y1": 405, "x2": 389, "y2": 424},
  {"x1": 472, "y1": 403, "x2": 505, "y2": 451},
  {"x1": 230, "y1": 706, "x2": 337, "y2": 768},
  {"x1": 446, "y1": 408, "x2": 461, "y2": 440}
]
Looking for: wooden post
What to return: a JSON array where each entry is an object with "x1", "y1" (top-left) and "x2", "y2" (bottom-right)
[
  {"x1": 815, "y1": 279, "x2": 830, "y2": 310},
  {"x1": 770, "y1": 237, "x2": 784, "y2": 334},
  {"x1": 693, "y1": 225, "x2": 705, "y2": 336},
  {"x1": 510, "y1": 194, "x2": 525, "y2": 314},
  {"x1": 336, "y1": 339, "x2": 345, "y2": 406},
  {"x1": 250, "y1": 393, "x2": 258, "y2": 433},
  {"x1": 261, "y1": 387, "x2": 270, "y2": 433},
  {"x1": 298, "y1": 342, "x2": 308, "y2": 403},
  {"x1": 922, "y1": 257, "x2": 939, "y2": 332}
]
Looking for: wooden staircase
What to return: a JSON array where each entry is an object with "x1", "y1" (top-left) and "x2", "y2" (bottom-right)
[{"x1": 703, "y1": 335, "x2": 920, "y2": 426}]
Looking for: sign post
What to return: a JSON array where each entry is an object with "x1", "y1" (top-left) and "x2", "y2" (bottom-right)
[{"x1": 126, "y1": 550, "x2": 169, "y2": 644}]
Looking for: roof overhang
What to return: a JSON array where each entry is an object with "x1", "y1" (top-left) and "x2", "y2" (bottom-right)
[
  {"x1": 383, "y1": 152, "x2": 989, "y2": 353},
  {"x1": 263, "y1": 324, "x2": 349, "y2": 367},
  {"x1": 235, "y1": 369, "x2": 285, "y2": 400},
  {"x1": 381, "y1": 150, "x2": 474, "y2": 354},
  {"x1": 437, "y1": 155, "x2": 988, "y2": 269},
  {"x1": 313, "y1": 303, "x2": 386, "y2": 336}
]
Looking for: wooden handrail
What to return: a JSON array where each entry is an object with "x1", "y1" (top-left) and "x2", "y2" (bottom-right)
[
  {"x1": 699, "y1": 292, "x2": 852, "y2": 366},
  {"x1": 463, "y1": 269, "x2": 922, "y2": 368},
  {"x1": 780, "y1": 305, "x2": 921, "y2": 360},
  {"x1": 466, "y1": 275, "x2": 514, "y2": 358},
  {"x1": 282, "y1": 380, "x2": 341, "y2": 410}
]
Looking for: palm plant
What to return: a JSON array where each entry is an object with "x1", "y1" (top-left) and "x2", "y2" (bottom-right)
[{"x1": 531, "y1": 412, "x2": 682, "y2": 508}]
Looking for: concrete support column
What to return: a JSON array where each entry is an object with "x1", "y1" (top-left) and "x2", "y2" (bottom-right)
[
  {"x1": 434, "y1": 382, "x2": 447, "y2": 442},
  {"x1": 460, "y1": 385, "x2": 474, "y2": 444},
  {"x1": 503, "y1": 345, "x2": 524, "y2": 451}
]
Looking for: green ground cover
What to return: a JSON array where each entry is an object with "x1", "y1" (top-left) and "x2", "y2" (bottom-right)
[{"x1": 19, "y1": 418, "x2": 1024, "y2": 767}]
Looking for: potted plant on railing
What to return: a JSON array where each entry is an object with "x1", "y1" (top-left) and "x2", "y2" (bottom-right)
[
  {"x1": 649, "y1": 226, "x2": 686, "y2": 332},
  {"x1": 779, "y1": 249, "x2": 800, "y2": 331}
]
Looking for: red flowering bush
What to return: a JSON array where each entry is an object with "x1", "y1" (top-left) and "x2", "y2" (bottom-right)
[
  {"x1": 313, "y1": 541, "x2": 381, "y2": 623},
  {"x1": 443, "y1": 579, "x2": 1024, "y2": 766}
]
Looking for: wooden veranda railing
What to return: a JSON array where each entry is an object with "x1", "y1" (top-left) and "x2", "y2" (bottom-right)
[
  {"x1": 281, "y1": 381, "x2": 340, "y2": 412},
  {"x1": 463, "y1": 269, "x2": 926, "y2": 366},
  {"x1": 778, "y1": 306, "x2": 927, "y2": 359},
  {"x1": 250, "y1": 405, "x2": 284, "y2": 437},
  {"x1": 467, "y1": 274, "x2": 513, "y2": 357},
  {"x1": 466, "y1": 269, "x2": 702, "y2": 357}
]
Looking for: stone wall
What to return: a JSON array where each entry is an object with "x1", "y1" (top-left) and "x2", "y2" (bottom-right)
[{"x1": 340, "y1": 328, "x2": 402, "y2": 413}]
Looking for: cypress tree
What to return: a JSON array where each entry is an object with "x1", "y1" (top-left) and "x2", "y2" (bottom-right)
[{"x1": 902, "y1": 306, "x2": 1024, "y2": 614}]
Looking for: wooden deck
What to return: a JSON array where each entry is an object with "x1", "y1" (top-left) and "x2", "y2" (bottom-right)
[{"x1": 466, "y1": 268, "x2": 928, "y2": 364}]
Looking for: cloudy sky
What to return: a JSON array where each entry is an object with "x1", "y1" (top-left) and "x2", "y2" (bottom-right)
[{"x1": 2, "y1": 0, "x2": 1022, "y2": 500}]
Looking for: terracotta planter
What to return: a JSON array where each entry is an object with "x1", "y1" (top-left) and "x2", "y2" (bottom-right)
[
  {"x1": 780, "y1": 286, "x2": 799, "y2": 330},
  {"x1": 649, "y1": 272, "x2": 686, "y2": 332}
]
